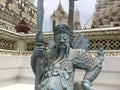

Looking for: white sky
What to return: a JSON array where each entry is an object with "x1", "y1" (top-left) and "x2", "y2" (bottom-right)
[{"x1": 34, "y1": 0, "x2": 96, "y2": 32}]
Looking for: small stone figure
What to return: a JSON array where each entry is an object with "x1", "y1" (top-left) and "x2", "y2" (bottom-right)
[{"x1": 31, "y1": 24, "x2": 104, "y2": 90}]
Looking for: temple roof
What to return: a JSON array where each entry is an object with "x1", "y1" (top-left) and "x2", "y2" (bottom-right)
[{"x1": 51, "y1": 0, "x2": 68, "y2": 18}]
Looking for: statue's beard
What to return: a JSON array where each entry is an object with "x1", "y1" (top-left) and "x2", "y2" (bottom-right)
[{"x1": 56, "y1": 43, "x2": 69, "y2": 60}]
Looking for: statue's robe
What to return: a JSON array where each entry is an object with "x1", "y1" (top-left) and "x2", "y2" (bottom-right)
[{"x1": 39, "y1": 48, "x2": 100, "y2": 90}]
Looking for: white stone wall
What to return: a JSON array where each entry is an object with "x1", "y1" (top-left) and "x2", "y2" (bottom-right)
[
  {"x1": 0, "y1": 55, "x2": 34, "y2": 87},
  {"x1": 0, "y1": 55, "x2": 120, "y2": 89}
]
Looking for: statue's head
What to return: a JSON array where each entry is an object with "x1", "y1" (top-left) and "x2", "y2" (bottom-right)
[{"x1": 53, "y1": 24, "x2": 74, "y2": 49}]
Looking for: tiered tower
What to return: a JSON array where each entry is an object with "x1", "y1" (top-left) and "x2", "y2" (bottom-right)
[
  {"x1": 0, "y1": 0, "x2": 37, "y2": 33},
  {"x1": 74, "y1": 8, "x2": 81, "y2": 30},
  {"x1": 92, "y1": 0, "x2": 120, "y2": 28}
]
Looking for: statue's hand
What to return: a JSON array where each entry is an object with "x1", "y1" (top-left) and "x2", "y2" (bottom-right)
[
  {"x1": 81, "y1": 80, "x2": 94, "y2": 90},
  {"x1": 97, "y1": 44, "x2": 104, "y2": 61},
  {"x1": 33, "y1": 46, "x2": 44, "y2": 58},
  {"x1": 31, "y1": 45, "x2": 45, "y2": 75}
]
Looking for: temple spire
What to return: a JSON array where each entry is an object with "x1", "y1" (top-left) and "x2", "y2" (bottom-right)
[
  {"x1": 59, "y1": 0, "x2": 61, "y2": 5},
  {"x1": 57, "y1": 0, "x2": 64, "y2": 12},
  {"x1": 74, "y1": 7, "x2": 81, "y2": 30}
]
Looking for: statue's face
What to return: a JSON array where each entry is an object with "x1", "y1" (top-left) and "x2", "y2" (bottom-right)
[{"x1": 54, "y1": 33, "x2": 70, "y2": 49}]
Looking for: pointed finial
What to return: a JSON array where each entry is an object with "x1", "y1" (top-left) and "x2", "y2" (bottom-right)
[
  {"x1": 75, "y1": 3, "x2": 79, "y2": 11},
  {"x1": 59, "y1": 0, "x2": 61, "y2": 5},
  {"x1": 58, "y1": 0, "x2": 62, "y2": 7}
]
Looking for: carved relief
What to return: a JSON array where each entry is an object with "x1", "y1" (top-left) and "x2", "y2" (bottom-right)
[
  {"x1": 0, "y1": 38, "x2": 17, "y2": 50},
  {"x1": 92, "y1": 0, "x2": 120, "y2": 28},
  {"x1": 0, "y1": 0, "x2": 37, "y2": 33}
]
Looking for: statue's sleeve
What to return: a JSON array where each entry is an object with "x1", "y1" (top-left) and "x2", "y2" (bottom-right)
[{"x1": 72, "y1": 50, "x2": 99, "y2": 71}]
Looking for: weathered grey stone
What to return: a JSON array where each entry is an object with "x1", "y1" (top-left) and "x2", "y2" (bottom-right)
[{"x1": 31, "y1": 24, "x2": 104, "y2": 90}]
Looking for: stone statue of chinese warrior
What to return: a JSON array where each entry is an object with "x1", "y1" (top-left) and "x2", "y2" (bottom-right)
[{"x1": 31, "y1": 24, "x2": 104, "y2": 90}]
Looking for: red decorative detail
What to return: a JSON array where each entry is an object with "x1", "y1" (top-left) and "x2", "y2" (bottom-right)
[{"x1": 15, "y1": 19, "x2": 30, "y2": 33}]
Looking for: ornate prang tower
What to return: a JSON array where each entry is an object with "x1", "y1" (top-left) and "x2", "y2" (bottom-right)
[
  {"x1": 92, "y1": 0, "x2": 120, "y2": 28},
  {"x1": 0, "y1": 0, "x2": 37, "y2": 33},
  {"x1": 74, "y1": 8, "x2": 81, "y2": 30}
]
